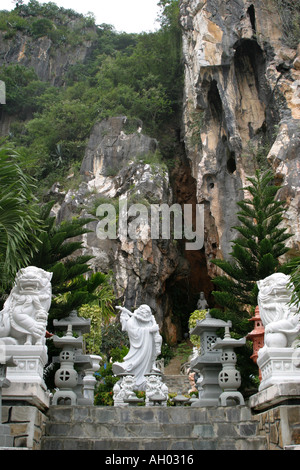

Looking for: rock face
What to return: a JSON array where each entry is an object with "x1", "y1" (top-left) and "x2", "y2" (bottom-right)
[
  {"x1": 1, "y1": 1, "x2": 299, "y2": 342},
  {"x1": 0, "y1": 28, "x2": 95, "y2": 86},
  {"x1": 180, "y1": 0, "x2": 300, "y2": 271},
  {"x1": 54, "y1": 117, "x2": 188, "y2": 341}
]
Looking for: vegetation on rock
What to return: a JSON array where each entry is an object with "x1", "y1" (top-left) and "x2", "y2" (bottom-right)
[
  {"x1": 0, "y1": 0, "x2": 183, "y2": 196},
  {"x1": 0, "y1": 0, "x2": 182, "y2": 340}
]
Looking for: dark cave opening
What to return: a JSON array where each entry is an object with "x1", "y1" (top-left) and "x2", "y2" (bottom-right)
[
  {"x1": 234, "y1": 39, "x2": 265, "y2": 87},
  {"x1": 207, "y1": 79, "x2": 223, "y2": 121},
  {"x1": 233, "y1": 37, "x2": 280, "y2": 147},
  {"x1": 227, "y1": 152, "x2": 236, "y2": 174},
  {"x1": 165, "y1": 247, "x2": 214, "y2": 340},
  {"x1": 247, "y1": 4, "x2": 256, "y2": 34},
  {"x1": 163, "y1": 160, "x2": 214, "y2": 343}
]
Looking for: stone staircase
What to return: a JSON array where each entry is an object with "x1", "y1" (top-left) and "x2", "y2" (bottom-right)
[
  {"x1": 164, "y1": 375, "x2": 190, "y2": 394},
  {"x1": 41, "y1": 405, "x2": 268, "y2": 450}
]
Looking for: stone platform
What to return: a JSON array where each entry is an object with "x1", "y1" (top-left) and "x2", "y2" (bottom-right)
[{"x1": 41, "y1": 405, "x2": 267, "y2": 450}]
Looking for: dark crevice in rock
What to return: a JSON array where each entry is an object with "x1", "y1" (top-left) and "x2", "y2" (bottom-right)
[{"x1": 247, "y1": 4, "x2": 256, "y2": 35}]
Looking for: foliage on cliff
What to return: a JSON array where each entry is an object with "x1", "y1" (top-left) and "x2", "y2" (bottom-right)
[
  {"x1": 0, "y1": 1, "x2": 182, "y2": 342},
  {"x1": 273, "y1": 0, "x2": 300, "y2": 48},
  {"x1": 0, "y1": 0, "x2": 96, "y2": 43},
  {"x1": 0, "y1": 0, "x2": 183, "y2": 195}
]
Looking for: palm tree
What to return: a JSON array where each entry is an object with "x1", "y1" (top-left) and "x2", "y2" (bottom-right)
[
  {"x1": 0, "y1": 146, "x2": 43, "y2": 290},
  {"x1": 30, "y1": 201, "x2": 116, "y2": 327}
]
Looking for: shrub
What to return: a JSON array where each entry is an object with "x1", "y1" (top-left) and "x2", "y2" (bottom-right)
[{"x1": 188, "y1": 310, "x2": 207, "y2": 349}]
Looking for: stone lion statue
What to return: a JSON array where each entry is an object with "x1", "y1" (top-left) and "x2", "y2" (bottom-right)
[
  {"x1": 0, "y1": 266, "x2": 52, "y2": 346},
  {"x1": 257, "y1": 272, "x2": 300, "y2": 348}
]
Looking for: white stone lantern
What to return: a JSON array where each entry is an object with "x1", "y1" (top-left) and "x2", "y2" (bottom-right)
[
  {"x1": 52, "y1": 325, "x2": 82, "y2": 405},
  {"x1": 189, "y1": 310, "x2": 230, "y2": 406},
  {"x1": 212, "y1": 323, "x2": 246, "y2": 406}
]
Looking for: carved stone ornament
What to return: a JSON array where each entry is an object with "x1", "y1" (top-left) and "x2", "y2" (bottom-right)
[
  {"x1": 257, "y1": 273, "x2": 300, "y2": 349},
  {"x1": 0, "y1": 266, "x2": 52, "y2": 346},
  {"x1": 257, "y1": 273, "x2": 300, "y2": 391},
  {"x1": 113, "y1": 374, "x2": 137, "y2": 406},
  {"x1": 145, "y1": 373, "x2": 168, "y2": 406}
]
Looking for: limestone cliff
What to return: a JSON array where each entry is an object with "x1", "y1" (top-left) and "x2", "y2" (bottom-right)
[
  {"x1": 0, "y1": 1, "x2": 299, "y2": 343},
  {"x1": 180, "y1": 0, "x2": 300, "y2": 272},
  {"x1": 49, "y1": 116, "x2": 189, "y2": 343},
  {"x1": 0, "y1": 20, "x2": 96, "y2": 85}
]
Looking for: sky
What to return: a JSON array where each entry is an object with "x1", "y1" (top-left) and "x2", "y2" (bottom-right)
[{"x1": 1, "y1": 0, "x2": 162, "y2": 33}]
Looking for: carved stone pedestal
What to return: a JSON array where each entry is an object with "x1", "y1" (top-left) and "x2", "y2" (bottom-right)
[
  {"x1": 257, "y1": 346, "x2": 300, "y2": 392},
  {"x1": 2, "y1": 345, "x2": 49, "y2": 411},
  {"x1": 83, "y1": 354, "x2": 102, "y2": 404}
]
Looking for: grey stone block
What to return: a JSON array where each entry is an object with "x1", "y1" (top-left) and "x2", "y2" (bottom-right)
[
  {"x1": 216, "y1": 422, "x2": 239, "y2": 438},
  {"x1": 49, "y1": 406, "x2": 73, "y2": 423},
  {"x1": 0, "y1": 424, "x2": 11, "y2": 435},
  {"x1": 193, "y1": 424, "x2": 215, "y2": 439},
  {"x1": 41, "y1": 404, "x2": 269, "y2": 451},
  {"x1": 73, "y1": 406, "x2": 92, "y2": 423},
  {"x1": 41, "y1": 438, "x2": 64, "y2": 450},
  {"x1": 143, "y1": 439, "x2": 171, "y2": 450},
  {"x1": 239, "y1": 422, "x2": 258, "y2": 437},
  {"x1": 0, "y1": 427, "x2": 14, "y2": 448},
  {"x1": 193, "y1": 439, "x2": 217, "y2": 450},
  {"x1": 63, "y1": 439, "x2": 93, "y2": 450},
  {"x1": 93, "y1": 407, "x2": 116, "y2": 423},
  {"x1": 170, "y1": 440, "x2": 194, "y2": 450}
]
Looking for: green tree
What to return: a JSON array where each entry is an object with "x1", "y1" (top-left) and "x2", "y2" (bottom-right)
[
  {"x1": 210, "y1": 170, "x2": 292, "y2": 389},
  {"x1": 211, "y1": 170, "x2": 292, "y2": 335},
  {"x1": 0, "y1": 65, "x2": 48, "y2": 117},
  {"x1": 30, "y1": 202, "x2": 115, "y2": 328},
  {"x1": 31, "y1": 18, "x2": 53, "y2": 38},
  {"x1": 94, "y1": 346, "x2": 129, "y2": 406},
  {"x1": 188, "y1": 309, "x2": 207, "y2": 349},
  {"x1": 282, "y1": 257, "x2": 300, "y2": 308},
  {"x1": 0, "y1": 147, "x2": 43, "y2": 290}
]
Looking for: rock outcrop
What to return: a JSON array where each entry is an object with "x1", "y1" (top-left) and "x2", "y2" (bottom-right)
[
  {"x1": 180, "y1": 0, "x2": 300, "y2": 272},
  {"x1": 0, "y1": 25, "x2": 96, "y2": 86},
  {"x1": 52, "y1": 117, "x2": 189, "y2": 341}
]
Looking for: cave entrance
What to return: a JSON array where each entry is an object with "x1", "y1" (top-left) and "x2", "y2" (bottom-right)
[
  {"x1": 233, "y1": 39, "x2": 268, "y2": 142},
  {"x1": 163, "y1": 160, "x2": 214, "y2": 342},
  {"x1": 227, "y1": 152, "x2": 236, "y2": 174},
  {"x1": 165, "y1": 246, "x2": 213, "y2": 341}
]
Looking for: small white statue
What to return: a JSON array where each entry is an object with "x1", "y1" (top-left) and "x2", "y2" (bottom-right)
[
  {"x1": 197, "y1": 292, "x2": 208, "y2": 310},
  {"x1": 112, "y1": 304, "x2": 162, "y2": 390},
  {"x1": 113, "y1": 375, "x2": 136, "y2": 406},
  {"x1": 145, "y1": 374, "x2": 168, "y2": 406},
  {"x1": 0, "y1": 266, "x2": 52, "y2": 345},
  {"x1": 257, "y1": 272, "x2": 300, "y2": 348}
]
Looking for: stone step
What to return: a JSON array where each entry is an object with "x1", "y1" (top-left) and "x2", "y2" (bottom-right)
[
  {"x1": 164, "y1": 375, "x2": 190, "y2": 394},
  {"x1": 41, "y1": 405, "x2": 268, "y2": 451},
  {"x1": 41, "y1": 435, "x2": 267, "y2": 451}
]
